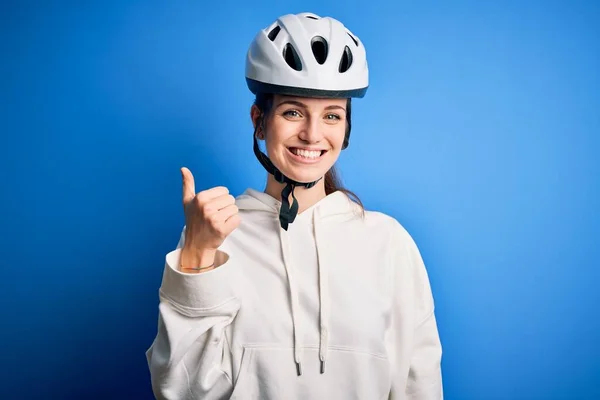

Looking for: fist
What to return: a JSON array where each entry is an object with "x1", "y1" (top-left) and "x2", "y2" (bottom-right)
[{"x1": 180, "y1": 167, "x2": 241, "y2": 253}]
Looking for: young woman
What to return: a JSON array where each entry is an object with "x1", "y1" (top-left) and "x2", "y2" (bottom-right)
[{"x1": 146, "y1": 12, "x2": 443, "y2": 399}]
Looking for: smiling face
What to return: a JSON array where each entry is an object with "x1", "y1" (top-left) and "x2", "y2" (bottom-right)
[{"x1": 252, "y1": 94, "x2": 348, "y2": 184}]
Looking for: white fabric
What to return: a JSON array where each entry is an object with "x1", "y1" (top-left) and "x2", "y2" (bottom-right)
[{"x1": 146, "y1": 188, "x2": 443, "y2": 399}]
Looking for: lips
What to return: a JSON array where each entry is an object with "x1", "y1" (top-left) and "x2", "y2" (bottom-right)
[
  {"x1": 288, "y1": 147, "x2": 326, "y2": 159},
  {"x1": 286, "y1": 147, "x2": 328, "y2": 163}
]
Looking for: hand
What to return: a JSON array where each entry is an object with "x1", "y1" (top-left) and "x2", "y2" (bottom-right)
[{"x1": 179, "y1": 167, "x2": 241, "y2": 269}]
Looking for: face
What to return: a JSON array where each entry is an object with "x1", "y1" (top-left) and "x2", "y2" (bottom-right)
[{"x1": 252, "y1": 94, "x2": 348, "y2": 184}]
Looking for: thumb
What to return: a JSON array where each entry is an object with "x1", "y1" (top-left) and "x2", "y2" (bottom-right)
[{"x1": 181, "y1": 167, "x2": 196, "y2": 204}]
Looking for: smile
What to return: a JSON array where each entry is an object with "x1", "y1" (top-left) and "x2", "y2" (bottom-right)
[{"x1": 287, "y1": 147, "x2": 328, "y2": 163}]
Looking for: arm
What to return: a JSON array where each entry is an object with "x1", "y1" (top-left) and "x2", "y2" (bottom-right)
[
  {"x1": 146, "y1": 229, "x2": 240, "y2": 400},
  {"x1": 388, "y1": 224, "x2": 443, "y2": 399}
]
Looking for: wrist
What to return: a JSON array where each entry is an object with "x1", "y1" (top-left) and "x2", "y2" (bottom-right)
[{"x1": 180, "y1": 247, "x2": 217, "y2": 271}]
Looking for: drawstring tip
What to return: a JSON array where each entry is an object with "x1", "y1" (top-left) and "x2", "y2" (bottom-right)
[
  {"x1": 320, "y1": 360, "x2": 325, "y2": 374},
  {"x1": 296, "y1": 362, "x2": 302, "y2": 376}
]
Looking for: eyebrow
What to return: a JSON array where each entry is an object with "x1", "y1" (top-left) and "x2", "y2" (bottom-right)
[{"x1": 276, "y1": 100, "x2": 346, "y2": 112}]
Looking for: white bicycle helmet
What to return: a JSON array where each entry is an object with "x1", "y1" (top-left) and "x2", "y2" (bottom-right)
[{"x1": 245, "y1": 12, "x2": 369, "y2": 98}]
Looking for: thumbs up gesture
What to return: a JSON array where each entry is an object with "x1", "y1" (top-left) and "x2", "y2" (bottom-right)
[{"x1": 179, "y1": 167, "x2": 241, "y2": 271}]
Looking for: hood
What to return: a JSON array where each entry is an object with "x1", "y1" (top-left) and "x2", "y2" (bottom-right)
[{"x1": 236, "y1": 188, "x2": 359, "y2": 220}]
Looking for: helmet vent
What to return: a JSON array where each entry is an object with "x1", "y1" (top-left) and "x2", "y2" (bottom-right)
[
  {"x1": 283, "y1": 43, "x2": 303, "y2": 71},
  {"x1": 305, "y1": 15, "x2": 319, "y2": 20},
  {"x1": 268, "y1": 25, "x2": 281, "y2": 41},
  {"x1": 311, "y1": 36, "x2": 328, "y2": 64},
  {"x1": 347, "y1": 31, "x2": 359, "y2": 46},
  {"x1": 338, "y1": 46, "x2": 353, "y2": 73}
]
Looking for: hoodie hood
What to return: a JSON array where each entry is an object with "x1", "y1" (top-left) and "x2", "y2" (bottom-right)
[
  {"x1": 236, "y1": 188, "x2": 359, "y2": 221},
  {"x1": 234, "y1": 187, "x2": 361, "y2": 375}
]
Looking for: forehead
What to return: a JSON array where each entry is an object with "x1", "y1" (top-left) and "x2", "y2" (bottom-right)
[{"x1": 273, "y1": 94, "x2": 347, "y2": 108}]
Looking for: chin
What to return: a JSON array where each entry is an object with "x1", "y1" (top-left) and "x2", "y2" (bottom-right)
[
  {"x1": 276, "y1": 163, "x2": 330, "y2": 184},
  {"x1": 286, "y1": 169, "x2": 327, "y2": 184}
]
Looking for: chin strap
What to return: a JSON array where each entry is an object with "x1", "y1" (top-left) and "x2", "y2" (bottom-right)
[{"x1": 253, "y1": 123, "x2": 320, "y2": 230}]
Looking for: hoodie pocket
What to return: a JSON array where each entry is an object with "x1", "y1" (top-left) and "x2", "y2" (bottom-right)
[{"x1": 230, "y1": 346, "x2": 390, "y2": 400}]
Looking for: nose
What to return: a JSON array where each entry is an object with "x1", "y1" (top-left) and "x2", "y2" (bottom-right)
[{"x1": 297, "y1": 118, "x2": 323, "y2": 144}]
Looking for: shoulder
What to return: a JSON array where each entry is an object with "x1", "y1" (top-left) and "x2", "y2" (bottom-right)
[{"x1": 361, "y1": 209, "x2": 416, "y2": 246}]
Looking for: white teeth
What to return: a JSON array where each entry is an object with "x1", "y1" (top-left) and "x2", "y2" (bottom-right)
[{"x1": 291, "y1": 148, "x2": 322, "y2": 159}]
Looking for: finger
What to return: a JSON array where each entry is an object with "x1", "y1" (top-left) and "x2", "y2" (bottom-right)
[
  {"x1": 223, "y1": 213, "x2": 241, "y2": 233},
  {"x1": 215, "y1": 203, "x2": 239, "y2": 222},
  {"x1": 205, "y1": 194, "x2": 236, "y2": 215},
  {"x1": 198, "y1": 186, "x2": 230, "y2": 203},
  {"x1": 181, "y1": 167, "x2": 195, "y2": 204}
]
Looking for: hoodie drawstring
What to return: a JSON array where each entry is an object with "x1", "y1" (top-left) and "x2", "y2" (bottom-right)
[
  {"x1": 278, "y1": 208, "x2": 330, "y2": 376},
  {"x1": 279, "y1": 226, "x2": 304, "y2": 375},
  {"x1": 313, "y1": 208, "x2": 330, "y2": 374}
]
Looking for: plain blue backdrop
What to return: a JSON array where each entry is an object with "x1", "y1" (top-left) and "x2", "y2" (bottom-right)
[{"x1": 1, "y1": 1, "x2": 599, "y2": 399}]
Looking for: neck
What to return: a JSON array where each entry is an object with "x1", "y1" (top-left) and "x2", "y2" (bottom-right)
[{"x1": 264, "y1": 174, "x2": 327, "y2": 214}]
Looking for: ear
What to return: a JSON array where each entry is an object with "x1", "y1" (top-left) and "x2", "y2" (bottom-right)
[{"x1": 250, "y1": 105, "x2": 264, "y2": 138}]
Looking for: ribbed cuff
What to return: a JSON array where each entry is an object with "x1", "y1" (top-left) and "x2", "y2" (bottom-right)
[{"x1": 159, "y1": 248, "x2": 237, "y2": 310}]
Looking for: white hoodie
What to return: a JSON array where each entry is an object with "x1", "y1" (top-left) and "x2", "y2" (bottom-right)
[{"x1": 146, "y1": 188, "x2": 443, "y2": 399}]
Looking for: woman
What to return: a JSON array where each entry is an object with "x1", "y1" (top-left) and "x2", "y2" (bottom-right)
[{"x1": 146, "y1": 12, "x2": 443, "y2": 399}]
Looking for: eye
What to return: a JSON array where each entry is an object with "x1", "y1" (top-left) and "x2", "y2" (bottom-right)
[
  {"x1": 283, "y1": 109, "x2": 302, "y2": 118},
  {"x1": 325, "y1": 113, "x2": 341, "y2": 120}
]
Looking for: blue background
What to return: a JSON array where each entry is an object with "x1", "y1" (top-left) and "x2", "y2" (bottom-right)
[{"x1": 1, "y1": 1, "x2": 599, "y2": 399}]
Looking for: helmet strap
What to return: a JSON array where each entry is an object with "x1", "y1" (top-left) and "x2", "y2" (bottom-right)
[{"x1": 253, "y1": 120, "x2": 321, "y2": 230}]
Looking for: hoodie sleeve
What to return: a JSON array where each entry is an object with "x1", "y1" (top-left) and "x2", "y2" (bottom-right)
[
  {"x1": 146, "y1": 228, "x2": 240, "y2": 400},
  {"x1": 388, "y1": 223, "x2": 443, "y2": 400}
]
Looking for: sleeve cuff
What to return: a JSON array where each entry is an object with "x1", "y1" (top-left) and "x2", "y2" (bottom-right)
[{"x1": 159, "y1": 248, "x2": 238, "y2": 310}]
